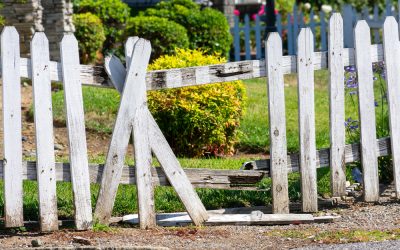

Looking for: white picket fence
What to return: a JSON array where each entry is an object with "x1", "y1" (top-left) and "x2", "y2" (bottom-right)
[
  {"x1": 1, "y1": 10, "x2": 400, "y2": 232},
  {"x1": 232, "y1": 0, "x2": 400, "y2": 60}
]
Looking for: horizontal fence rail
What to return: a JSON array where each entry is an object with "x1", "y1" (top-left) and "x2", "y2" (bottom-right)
[{"x1": 3, "y1": 45, "x2": 384, "y2": 90}]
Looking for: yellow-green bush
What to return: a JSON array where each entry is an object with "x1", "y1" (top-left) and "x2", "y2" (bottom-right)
[
  {"x1": 73, "y1": 13, "x2": 106, "y2": 64},
  {"x1": 148, "y1": 49, "x2": 246, "y2": 157}
]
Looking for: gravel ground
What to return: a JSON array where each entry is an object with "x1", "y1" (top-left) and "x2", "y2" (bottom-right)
[
  {"x1": 296, "y1": 240, "x2": 400, "y2": 250},
  {"x1": 1, "y1": 201, "x2": 400, "y2": 249}
]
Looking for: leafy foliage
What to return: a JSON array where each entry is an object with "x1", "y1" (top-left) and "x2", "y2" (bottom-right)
[
  {"x1": 147, "y1": 49, "x2": 246, "y2": 157},
  {"x1": 73, "y1": 0, "x2": 130, "y2": 51},
  {"x1": 141, "y1": 0, "x2": 232, "y2": 58},
  {"x1": 125, "y1": 16, "x2": 189, "y2": 60},
  {"x1": 72, "y1": 13, "x2": 106, "y2": 64}
]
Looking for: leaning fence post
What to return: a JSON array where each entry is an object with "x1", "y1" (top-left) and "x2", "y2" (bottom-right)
[
  {"x1": 31, "y1": 32, "x2": 58, "y2": 232},
  {"x1": 60, "y1": 34, "x2": 93, "y2": 230},
  {"x1": 1, "y1": 26, "x2": 24, "y2": 228}
]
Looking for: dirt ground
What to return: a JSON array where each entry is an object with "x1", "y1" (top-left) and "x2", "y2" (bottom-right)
[
  {"x1": 0, "y1": 201, "x2": 400, "y2": 249},
  {"x1": 0, "y1": 83, "x2": 132, "y2": 159}
]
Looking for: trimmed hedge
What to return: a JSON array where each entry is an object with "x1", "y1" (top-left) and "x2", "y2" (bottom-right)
[
  {"x1": 125, "y1": 16, "x2": 189, "y2": 60},
  {"x1": 73, "y1": 0, "x2": 130, "y2": 51},
  {"x1": 148, "y1": 49, "x2": 246, "y2": 157},
  {"x1": 73, "y1": 13, "x2": 106, "y2": 64},
  {"x1": 142, "y1": 0, "x2": 232, "y2": 58}
]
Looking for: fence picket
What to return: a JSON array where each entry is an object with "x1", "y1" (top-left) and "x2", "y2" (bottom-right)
[
  {"x1": 60, "y1": 34, "x2": 93, "y2": 229},
  {"x1": 234, "y1": 16, "x2": 240, "y2": 61},
  {"x1": 343, "y1": 5, "x2": 354, "y2": 48},
  {"x1": 1, "y1": 26, "x2": 24, "y2": 228},
  {"x1": 373, "y1": 5, "x2": 380, "y2": 44},
  {"x1": 276, "y1": 13, "x2": 282, "y2": 37},
  {"x1": 255, "y1": 15, "x2": 262, "y2": 60},
  {"x1": 382, "y1": 17, "x2": 400, "y2": 199},
  {"x1": 31, "y1": 32, "x2": 58, "y2": 231},
  {"x1": 386, "y1": 0, "x2": 392, "y2": 16},
  {"x1": 354, "y1": 21, "x2": 379, "y2": 202},
  {"x1": 320, "y1": 11, "x2": 327, "y2": 51},
  {"x1": 293, "y1": 5, "x2": 299, "y2": 55},
  {"x1": 328, "y1": 14, "x2": 346, "y2": 197},
  {"x1": 127, "y1": 38, "x2": 156, "y2": 229},
  {"x1": 266, "y1": 33, "x2": 289, "y2": 213},
  {"x1": 297, "y1": 28, "x2": 318, "y2": 212},
  {"x1": 244, "y1": 15, "x2": 251, "y2": 60},
  {"x1": 288, "y1": 14, "x2": 294, "y2": 55},
  {"x1": 310, "y1": 10, "x2": 316, "y2": 50}
]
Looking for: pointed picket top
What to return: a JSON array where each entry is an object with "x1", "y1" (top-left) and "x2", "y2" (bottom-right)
[
  {"x1": 328, "y1": 13, "x2": 346, "y2": 197},
  {"x1": 382, "y1": 16, "x2": 400, "y2": 198},
  {"x1": 60, "y1": 33, "x2": 93, "y2": 230},
  {"x1": 1, "y1": 26, "x2": 24, "y2": 228},
  {"x1": 297, "y1": 28, "x2": 314, "y2": 51},
  {"x1": 31, "y1": 31, "x2": 58, "y2": 232},
  {"x1": 354, "y1": 20, "x2": 379, "y2": 202}
]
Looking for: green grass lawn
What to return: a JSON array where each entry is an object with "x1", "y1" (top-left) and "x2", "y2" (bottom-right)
[{"x1": 2, "y1": 69, "x2": 390, "y2": 221}]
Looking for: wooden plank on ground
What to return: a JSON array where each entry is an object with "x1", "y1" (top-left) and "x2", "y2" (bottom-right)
[
  {"x1": 382, "y1": 17, "x2": 400, "y2": 199},
  {"x1": 94, "y1": 39, "x2": 154, "y2": 226},
  {"x1": 13, "y1": 45, "x2": 387, "y2": 90},
  {"x1": 297, "y1": 28, "x2": 318, "y2": 212},
  {"x1": 354, "y1": 21, "x2": 379, "y2": 202},
  {"x1": 265, "y1": 33, "x2": 289, "y2": 213},
  {"x1": 30, "y1": 32, "x2": 58, "y2": 232},
  {"x1": 60, "y1": 34, "x2": 92, "y2": 230},
  {"x1": 1, "y1": 26, "x2": 24, "y2": 228},
  {"x1": 328, "y1": 13, "x2": 346, "y2": 197},
  {"x1": 104, "y1": 55, "x2": 209, "y2": 226},
  {"x1": 122, "y1": 212, "x2": 338, "y2": 227},
  {"x1": 127, "y1": 38, "x2": 156, "y2": 229}
]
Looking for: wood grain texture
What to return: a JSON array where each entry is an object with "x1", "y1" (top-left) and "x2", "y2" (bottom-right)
[
  {"x1": 127, "y1": 39, "x2": 156, "y2": 229},
  {"x1": 102, "y1": 50, "x2": 208, "y2": 226},
  {"x1": 354, "y1": 21, "x2": 379, "y2": 202},
  {"x1": 60, "y1": 34, "x2": 92, "y2": 230},
  {"x1": 1, "y1": 26, "x2": 24, "y2": 228},
  {"x1": 265, "y1": 33, "x2": 289, "y2": 214},
  {"x1": 11, "y1": 46, "x2": 386, "y2": 90},
  {"x1": 94, "y1": 39, "x2": 154, "y2": 225},
  {"x1": 382, "y1": 17, "x2": 400, "y2": 199},
  {"x1": 328, "y1": 14, "x2": 346, "y2": 197},
  {"x1": 297, "y1": 28, "x2": 318, "y2": 212},
  {"x1": 0, "y1": 161, "x2": 266, "y2": 189},
  {"x1": 30, "y1": 32, "x2": 58, "y2": 232}
]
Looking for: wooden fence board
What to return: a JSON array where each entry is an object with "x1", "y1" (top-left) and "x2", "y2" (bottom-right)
[
  {"x1": 266, "y1": 33, "x2": 289, "y2": 213},
  {"x1": 382, "y1": 17, "x2": 400, "y2": 198},
  {"x1": 12, "y1": 45, "x2": 386, "y2": 90},
  {"x1": 1, "y1": 26, "x2": 24, "y2": 228},
  {"x1": 128, "y1": 39, "x2": 156, "y2": 229},
  {"x1": 30, "y1": 32, "x2": 58, "y2": 231},
  {"x1": 95, "y1": 39, "x2": 154, "y2": 226},
  {"x1": 354, "y1": 21, "x2": 379, "y2": 202},
  {"x1": 103, "y1": 54, "x2": 209, "y2": 226},
  {"x1": 60, "y1": 34, "x2": 92, "y2": 230},
  {"x1": 328, "y1": 14, "x2": 346, "y2": 197},
  {"x1": 297, "y1": 28, "x2": 318, "y2": 212}
]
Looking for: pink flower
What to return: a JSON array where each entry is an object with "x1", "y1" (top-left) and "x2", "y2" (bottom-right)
[
  {"x1": 234, "y1": 9, "x2": 240, "y2": 16},
  {"x1": 258, "y1": 5, "x2": 265, "y2": 16},
  {"x1": 251, "y1": 13, "x2": 257, "y2": 20},
  {"x1": 275, "y1": 9, "x2": 279, "y2": 15}
]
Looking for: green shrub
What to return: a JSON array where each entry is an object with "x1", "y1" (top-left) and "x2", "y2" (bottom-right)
[
  {"x1": 73, "y1": 0, "x2": 130, "y2": 51},
  {"x1": 142, "y1": 0, "x2": 232, "y2": 58},
  {"x1": 147, "y1": 49, "x2": 246, "y2": 157},
  {"x1": 125, "y1": 16, "x2": 189, "y2": 60},
  {"x1": 73, "y1": 13, "x2": 106, "y2": 64}
]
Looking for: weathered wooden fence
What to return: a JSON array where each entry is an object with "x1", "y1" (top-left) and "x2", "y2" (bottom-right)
[
  {"x1": 231, "y1": 0, "x2": 399, "y2": 60},
  {"x1": 1, "y1": 10, "x2": 400, "y2": 232}
]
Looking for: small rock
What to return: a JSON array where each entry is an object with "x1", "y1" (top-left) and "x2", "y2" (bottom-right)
[
  {"x1": 23, "y1": 82, "x2": 29, "y2": 87},
  {"x1": 73, "y1": 236, "x2": 92, "y2": 246},
  {"x1": 346, "y1": 181, "x2": 351, "y2": 187},
  {"x1": 21, "y1": 136, "x2": 27, "y2": 142},
  {"x1": 31, "y1": 239, "x2": 41, "y2": 247},
  {"x1": 54, "y1": 144, "x2": 64, "y2": 151}
]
